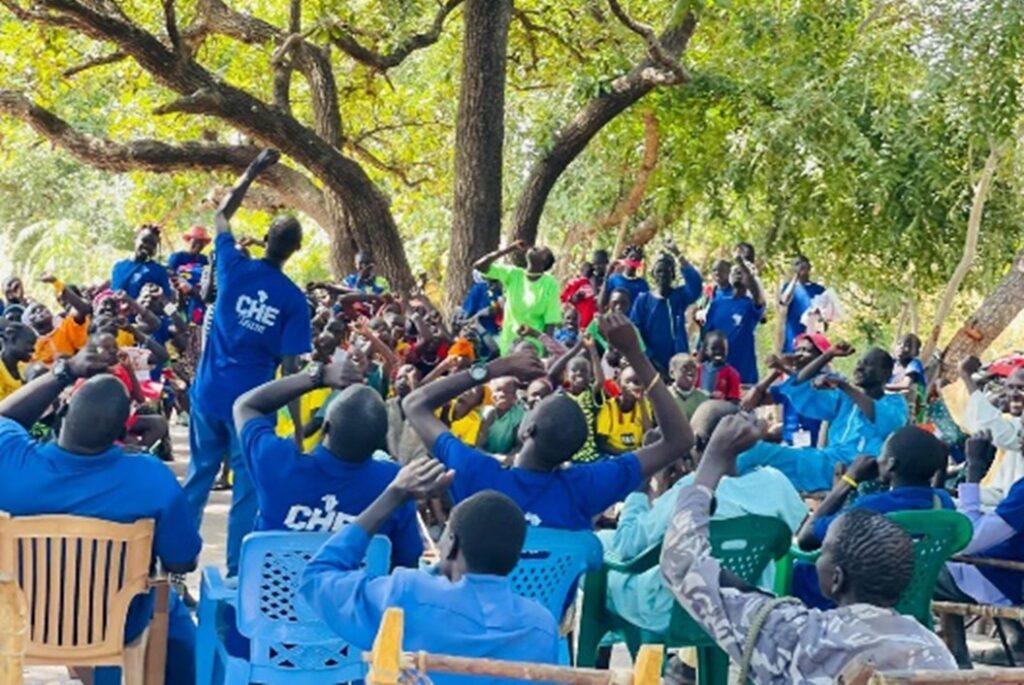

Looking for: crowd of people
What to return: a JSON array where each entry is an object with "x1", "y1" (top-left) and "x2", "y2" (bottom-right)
[{"x1": 4, "y1": 148, "x2": 1024, "y2": 683}]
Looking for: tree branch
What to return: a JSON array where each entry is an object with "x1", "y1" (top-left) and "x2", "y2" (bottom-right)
[
  {"x1": 0, "y1": 90, "x2": 330, "y2": 229},
  {"x1": 325, "y1": 0, "x2": 464, "y2": 71},
  {"x1": 163, "y1": 0, "x2": 181, "y2": 54},
  {"x1": 62, "y1": 50, "x2": 126, "y2": 77},
  {"x1": 606, "y1": 0, "x2": 687, "y2": 83},
  {"x1": 510, "y1": 3, "x2": 696, "y2": 246}
]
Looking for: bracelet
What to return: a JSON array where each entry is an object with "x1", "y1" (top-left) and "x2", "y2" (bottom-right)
[
  {"x1": 841, "y1": 474, "x2": 859, "y2": 489},
  {"x1": 645, "y1": 374, "x2": 661, "y2": 394}
]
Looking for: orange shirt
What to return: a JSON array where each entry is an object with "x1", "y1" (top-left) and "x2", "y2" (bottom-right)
[{"x1": 33, "y1": 316, "x2": 89, "y2": 365}]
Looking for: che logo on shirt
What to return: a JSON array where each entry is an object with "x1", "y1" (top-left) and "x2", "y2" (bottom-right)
[
  {"x1": 284, "y1": 495, "x2": 356, "y2": 532},
  {"x1": 235, "y1": 290, "x2": 281, "y2": 334}
]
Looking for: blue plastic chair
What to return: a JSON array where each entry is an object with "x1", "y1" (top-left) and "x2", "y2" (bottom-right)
[
  {"x1": 508, "y1": 526, "x2": 604, "y2": 664},
  {"x1": 196, "y1": 531, "x2": 391, "y2": 685}
]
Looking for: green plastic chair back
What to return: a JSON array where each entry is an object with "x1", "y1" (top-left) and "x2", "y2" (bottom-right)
[
  {"x1": 886, "y1": 509, "x2": 973, "y2": 628},
  {"x1": 577, "y1": 515, "x2": 792, "y2": 685}
]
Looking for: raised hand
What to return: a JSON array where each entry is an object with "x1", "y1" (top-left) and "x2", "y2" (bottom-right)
[
  {"x1": 248, "y1": 148, "x2": 281, "y2": 177},
  {"x1": 598, "y1": 311, "x2": 641, "y2": 355},
  {"x1": 488, "y1": 352, "x2": 546, "y2": 384},
  {"x1": 959, "y1": 355, "x2": 983, "y2": 378},
  {"x1": 510, "y1": 240, "x2": 529, "y2": 253},
  {"x1": 389, "y1": 457, "x2": 456, "y2": 500},
  {"x1": 39, "y1": 273, "x2": 58, "y2": 285},
  {"x1": 322, "y1": 358, "x2": 365, "y2": 389},
  {"x1": 846, "y1": 455, "x2": 879, "y2": 484},
  {"x1": 699, "y1": 413, "x2": 763, "y2": 478},
  {"x1": 68, "y1": 343, "x2": 118, "y2": 379},
  {"x1": 965, "y1": 429, "x2": 997, "y2": 484},
  {"x1": 830, "y1": 341, "x2": 856, "y2": 358}
]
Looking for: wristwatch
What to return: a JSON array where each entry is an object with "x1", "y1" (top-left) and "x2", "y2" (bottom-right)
[
  {"x1": 306, "y1": 361, "x2": 326, "y2": 387},
  {"x1": 52, "y1": 358, "x2": 76, "y2": 386},
  {"x1": 468, "y1": 363, "x2": 489, "y2": 383}
]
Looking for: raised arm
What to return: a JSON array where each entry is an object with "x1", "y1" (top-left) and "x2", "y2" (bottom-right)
[
  {"x1": 795, "y1": 342, "x2": 853, "y2": 385},
  {"x1": 403, "y1": 354, "x2": 546, "y2": 450},
  {"x1": 40, "y1": 275, "x2": 93, "y2": 321},
  {"x1": 233, "y1": 360, "x2": 362, "y2": 434},
  {"x1": 740, "y1": 361, "x2": 784, "y2": 412},
  {"x1": 124, "y1": 324, "x2": 170, "y2": 366},
  {"x1": 600, "y1": 312, "x2": 694, "y2": 477},
  {"x1": 0, "y1": 345, "x2": 115, "y2": 428},
  {"x1": 472, "y1": 240, "x2": 527, "y2": 274},
  {"x1": 115, "y1": 291, "x2": 162, "y2": 332},
  {"x1": 353, "y1": 318, "x2": 401, "y2": 376},
  {"x1": 796, "y1": 456, "x2": 876, "y2": 550},
  {"x1": 545, "y1": 337, "x2": 585, "y2": 386},
  {"x1": 836, "y1": 378, "x2": 877, "y2": 423},
  {"x1": 735, "y1": 254, "x2": 765, "y2": 309},
  {"x1": 216, "y1": 149, "x2": 281, "y2": 234}
]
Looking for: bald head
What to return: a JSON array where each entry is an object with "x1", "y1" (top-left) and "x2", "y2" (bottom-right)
[
  {"x1": 61, "y1": 374, "x2": 130, "y2": 454},
  {"x1": 323, "y1": 384, "x2": 387, "y2": 461}
]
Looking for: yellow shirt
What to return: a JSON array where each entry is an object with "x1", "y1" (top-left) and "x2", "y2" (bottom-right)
[
  {"x1": 276, "y1": 386, "x2": 332, "y2": 452},
  {"x1": 596, "y1": 398, "x2": 652, "y2": 453},
  {"x1": 32, "y1": 316, "x2": 89, "y2": 365},
  {"x1": 450, "y1": 409, "x2": 483, "y2": 447},
  {"x1": 0, "y1": 361, "x2": 22, "y2": 400}
]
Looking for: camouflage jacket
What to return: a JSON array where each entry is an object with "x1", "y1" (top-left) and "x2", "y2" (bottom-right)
[{"x1": 660, "y1": 484, "x2": 958, "y2": 684}]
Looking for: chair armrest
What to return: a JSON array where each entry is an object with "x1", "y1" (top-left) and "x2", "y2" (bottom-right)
[
  {"x1": 774, "y1": 546, "x2": 821, "y2": 596},
  {"x1": 200, "y1": 564, "x2": 234, "y2": 604},
  {"x1": 604, "y1": 542, "x2": 662, "y2": 574}
]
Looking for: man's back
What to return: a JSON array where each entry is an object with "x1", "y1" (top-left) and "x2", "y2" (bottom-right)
[
  {"x1": 192, "y1": 232, "x2": 311, "y2": 420},
  {"x1": 301, "y1": 524, "x2": 559, "y2": 685}
]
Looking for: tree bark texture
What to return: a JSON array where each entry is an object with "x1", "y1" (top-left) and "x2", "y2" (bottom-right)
[
  {"x1": 445, "y1": 0, "x2": 513, "y2": 311},
  {"x1": 508, "y1": 10, "x2": 697, "y2": 247},
  {"x1": 940, "y1": 250, "x2": 1024, "y2": 382}
]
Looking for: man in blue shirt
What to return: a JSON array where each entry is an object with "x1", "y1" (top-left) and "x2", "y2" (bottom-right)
[
  {"x1": 604, "y1": 246, "x2": 649, "y2": 306},
  {"x1": 342, "y1": 250, "x2": 390, "y2": 294},
  {"x1": 737, "y1": 343, "x2": 908, "y2": 492},
  {"x1": 703, "y1": 257, "x2": 765, "y2": 384},
  {"x1": 403, "y1": 312, "x2": 695, "y2": 530},
  {"x1": 779, "y1": 255, "x2": 826, "y2": 353},
  {"x1": 167, "y1": 224, "x2": 212, "y2": 272},
  {"x1": 111, "y1": 224, "x2": 173, "y2": 299},
  {"x1": 300, "y1": 460, "x2": 559, "y2": 682},
  {"x1": 233, "y1": 360, "x2": 423, "y2": 567},
  {"x1": 0, "y1": 344, "x2": 202, "y2": 685},
  {"x1": 630, "y1": 252, "x2": 703, "y2": 374},
  {"x1": 460, "y1": 273, "x2": 503, "y2": 336},
  {"x1": 185, "y1": 149, "x2": 313, "y2": 577}
]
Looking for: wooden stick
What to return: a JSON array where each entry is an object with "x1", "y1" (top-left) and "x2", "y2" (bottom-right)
[
  {"x1": 932, "y1": 600, "x2": 1024, "y2": 621},
  {"x1": 865, "y1": 668, "x2": 1024, "y2": 683},
  {"x1": 0, "y1": 575, "x2": 25, "y2": 685},
  {"x1": 950, "y1": 555, "x2": 1024, "y2": 573},
  {"x1": 392, "y1": 652, "x2": 632, "y2": 685}
]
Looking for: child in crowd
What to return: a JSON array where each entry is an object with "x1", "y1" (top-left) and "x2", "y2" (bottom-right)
[
  {"x1": 548, "y1": 335, "x2": 605, "y2": 463},
  {"x1": 481, "y1": 375, "x2": 525, "y2": 456},
  {"x1": 696, "y1": 332, "x2": 741, "y2": 402},
  {"x1": 597, "y1": 364, "x2": 653, "y2": 456},
  {"x1": 668, "y1": 353, "x2": 708, "y2": 420},
  {"x1": 553, "y1": 304, "x2": 580, "y2": 348}
]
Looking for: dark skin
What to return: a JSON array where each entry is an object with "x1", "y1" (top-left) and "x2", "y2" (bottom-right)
[
  {"x1": 133, "y1": 227, "x2": 160, "y2": 263},
  {"x1": 1, "y1": 328, "x2": 35, "y2": 379},
  {"x1": 597, "y1": 365, "x2": 651, "y2": 456},
  {"x1": 403, "y1": 312, "x2": 694, "y2": 476},
  {"x1": 217, "y1": 148, "x2": 303, "y2": 442},
  {"x1": 779, "y1": 257, "x2": 812, "y2": 308},
  {"x1": 4, "y1": 278, "x2": 24, "y2": 305},
  {"x1": 711, "y1": 260, "x2": 731, "y2": 291},
  {"x1": 39, "y1": 274, "x2": 94, "y2": 324},
  {"x1": 473, "y1": 241, "x2": 554, "y2": 334},
  {"x1": 653, "y1": 257, "x2": 677, "y2": 298},
  {"x1": 728, "y1": 256, "x2": 765, "y2": 309},
  {"x1": 795, "y1": 342, "x2": 885, "y2": 422},
  {"x1": 960, "y1": 356, "x2": 1024, "y2": 417},
  {"x1": 740, "y1": 339, "x2": 821, "y2": 411}
]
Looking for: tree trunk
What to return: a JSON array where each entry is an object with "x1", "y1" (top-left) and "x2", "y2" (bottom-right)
[
  {"x1": 324, "y1": 187, "x2": 356, "y2": 278},
  {"x1": 940, "y1": 249, "x2": 1024, "y2": 382},
  {"x1": 445, "y1": 0, "x2": 512, "y2": 312}
]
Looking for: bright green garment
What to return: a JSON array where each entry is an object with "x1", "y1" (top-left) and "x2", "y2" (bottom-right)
[
  {"x1": 484, "y1": 263, "x2": 562, "y2": 355},
  {"x1": 484, "y1": 403, "x2": 526, "y2": 455},
  {"x1": 584, "y1": 319, "x2": 647, "y2": 353}
]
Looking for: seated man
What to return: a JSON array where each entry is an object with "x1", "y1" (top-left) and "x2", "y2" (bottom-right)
[
  {"x1": 661, "y1": 414, "x2": 957, "y2": 681},
  {"x1": 234, "y1": 359, "x2": 423, "y2": 567},
  {"x1": 300, "y1": 459, "x2": 559, "y2": 682},
  {"x1": 403, "y1": 312, "x2": 694, "y2": 530},
  {"x1": 0, "y1": 344, "x2": 201, "y2": 685},
  {"x1": 605, "y1": 401, "x2": 806, "y2": 634},
  {"x1": 959, "y1": 356, "x2": 1024, "y2": 506},
  {"x1": 938, "y1": 430, "x2": 1024, "y2": 666},
  {"x1": 737, "y1": 343, "x2": 907, "y2": 492}
]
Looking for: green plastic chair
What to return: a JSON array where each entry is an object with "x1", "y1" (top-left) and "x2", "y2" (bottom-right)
[
  {"x1": 775, "y1": 509, "x2": 973, "y2": 629},
  {"x1": 577, "y1": 515, "x2": 792, "y2": 685}
]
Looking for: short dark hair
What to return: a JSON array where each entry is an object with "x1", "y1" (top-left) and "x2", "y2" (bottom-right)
[
  {"x1": 523, "y1": 394, "x2": 588, "y2": 466},
  {"x1": 324, "y1": 385, "x2": 387, "y2": 461},
  {"x1": 63, "y1": 375, "x2": 131, "y2": 452},
  {"x1": 865, "y1": 347, "x2": 896, "y2": 379},
  {"x1": 832, "y1": 508, "x2": 914, "y2": 607},
  {"x1": 450, "y1": 490, "x2": 526, "y2": 575},
  {"x1": 884, "y1": 426, "x2": 947, "y2": 485},
  {"x1": 266, "y1": 215, "x2": 302, "y2": 259},
  {"x1": 690, "y1": 400, "x2": 739, "y2": 452}
]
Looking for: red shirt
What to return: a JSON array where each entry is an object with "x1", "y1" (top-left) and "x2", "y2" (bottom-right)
[
  {"x1": 696, "y1": 362, "x2": 742, "y2": 402},
  {"x1": 561, "y1": 277, "x2": 597, "y2": 327}
]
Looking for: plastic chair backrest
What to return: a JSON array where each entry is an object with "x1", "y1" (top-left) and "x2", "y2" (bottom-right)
[
  {"x1": 667, "y1": 515, "x2": 791, "y2": 636},
  {"x1": 236, "y1": 531, "x2": 391, "y2": 670},
  {"x1": 886, "y1": 510, "x2": 973, "y2": 625},
  {"x1": 0, "y1": 513, "x2": 153, "y2": 666},
  {"x1": 509, "y1": 527, "x2": 603, "y2": 620}
]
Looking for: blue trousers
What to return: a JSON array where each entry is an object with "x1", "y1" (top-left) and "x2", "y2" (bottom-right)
[
  {"x1": 737, "y1": 441, "x2": 855, "y2": 493},
  {"x1": 99, "y1": 591, "x2": 196, "y2": 685},
  {"x1": 183, "y1": 407, "x2": 255, "y2": 577}
]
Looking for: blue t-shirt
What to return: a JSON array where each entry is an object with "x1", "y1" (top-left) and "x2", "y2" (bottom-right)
[
  {"x1": 167, "y1": 251, "x2": 209, "y2": 272},
  {"x1": 341, "y1": 273, "x2": 389, "y2": 295},
  {"x1": 461, "y1": 281, "x2": 502, "y2": 335},
  {"x1": 240, "y1": 417, "x2": 422, "y2": 567},
  {"x1": 811, "y1": 486, "x2": 954, "y2": 544},
  {"x1": 769, "y1": 378, "x2": 823, "y2": 446},
  {"x1": 978, "y1": 478, "x2": 1024, "y2": 603},
  {"x1": 630, "y1": 264, "x2": 703, "y2": 371},
  {"x1": 0, "y1": 417, "x2": 201, "y2": 642},
  {"x1": 704, "y1": 293, "x2": 766, "y2": 384},
  {"x1": 606, "y1": 273, "x2": 650, "y2": 306},
  {"x1": 431, "y1": 431, "x2": 642, "y2": 530},
  {"x1": 191, "y1": 232, "x2": 312, "y2": 420},
  {"x1": 782, "y1": 281, "x2": 825, "y2": 352},
  {"x1": 111, "y1": 258, "x2": 172, "y2": 299}
]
